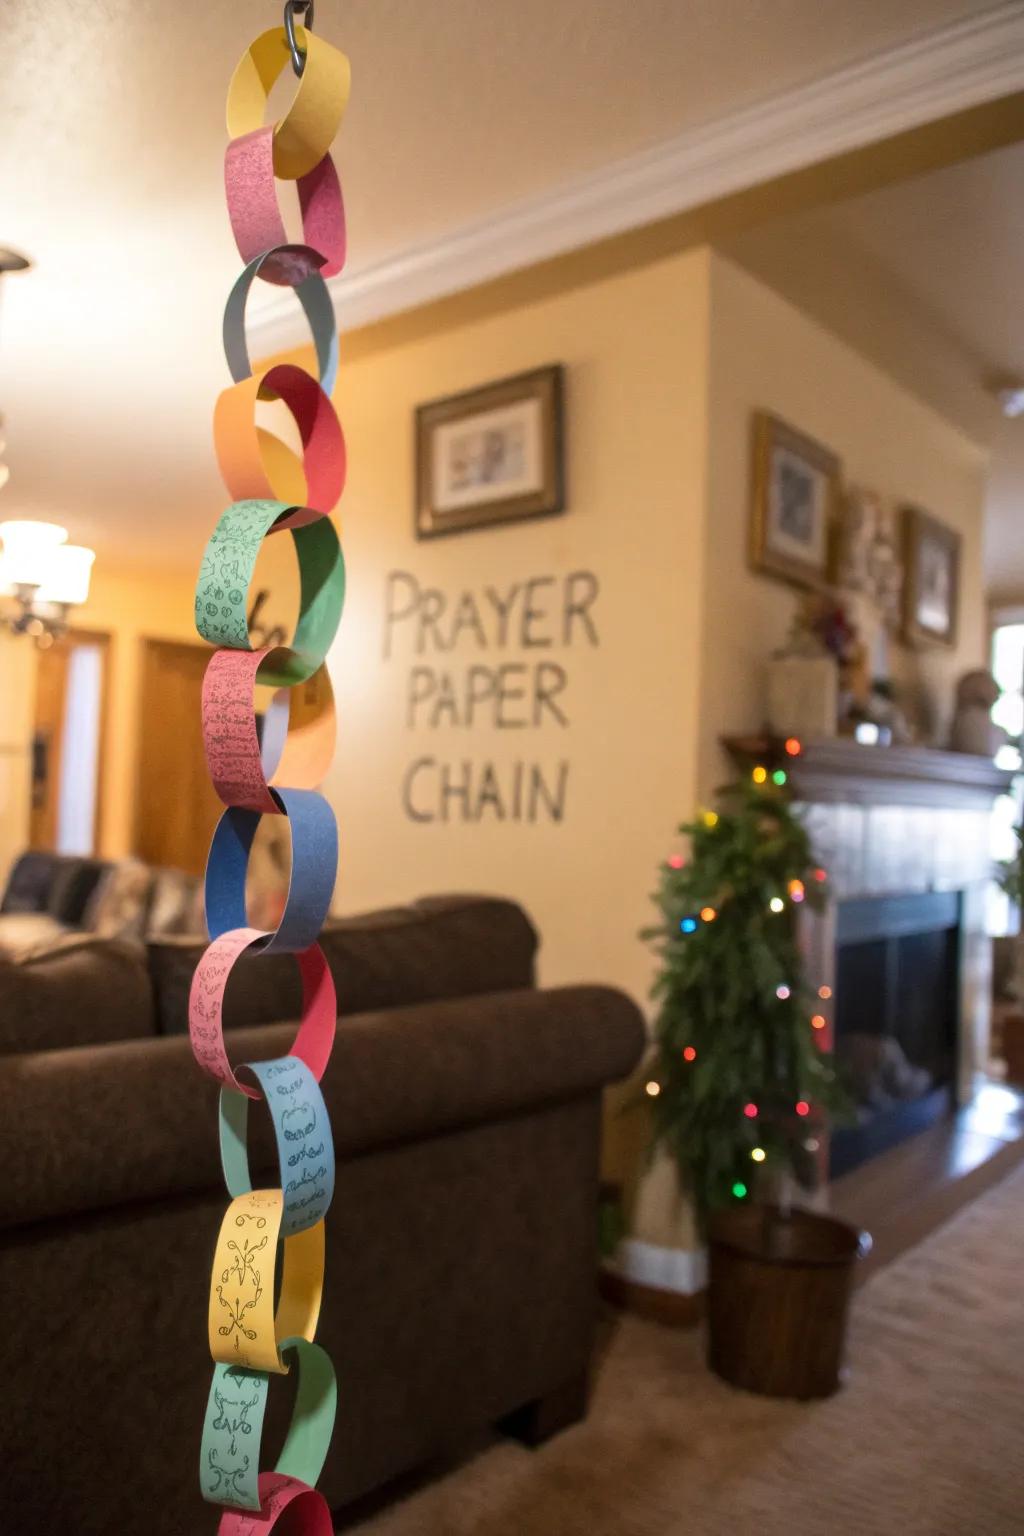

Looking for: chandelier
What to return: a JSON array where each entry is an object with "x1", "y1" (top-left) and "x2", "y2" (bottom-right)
[{"x1": 0, "y1": 520, "x2": 95, "y2": 646}]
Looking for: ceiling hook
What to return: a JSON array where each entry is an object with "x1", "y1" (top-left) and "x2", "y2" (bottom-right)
[{"x1": 284, "y1": 0, "x2": 315, "y2": 78}]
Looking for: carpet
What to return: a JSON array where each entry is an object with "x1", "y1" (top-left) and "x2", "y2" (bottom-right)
[{"x1": 347, "y1": 1165, "x2": 1024, "y2": 1536}]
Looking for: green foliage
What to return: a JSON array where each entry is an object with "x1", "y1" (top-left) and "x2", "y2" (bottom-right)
[{"x1": 643, "y1": 772, "x2": 848, "y2": 1225}]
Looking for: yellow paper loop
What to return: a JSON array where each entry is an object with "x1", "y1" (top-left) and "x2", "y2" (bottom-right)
[
  {"x1": 226, "y1": 27, "x2": 351, "y2": 179},
  {"x1": 208, "y1": 1190, "x2": 325, "y2": 1375}
]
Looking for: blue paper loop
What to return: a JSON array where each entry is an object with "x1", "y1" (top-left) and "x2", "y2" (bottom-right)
[
  {"x1": 205, "y1": 786, "x2": 337, "y2": 956},
  {"x1": 220, "y1": 1054, "x2": 336, "y2": 1238},
  {"x1": 223, "y1": 245, "x2": 339, "y2": 396}
]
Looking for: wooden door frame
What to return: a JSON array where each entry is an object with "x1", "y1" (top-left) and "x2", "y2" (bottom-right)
[
  {"x1": 31, "y1": 626, "x2": 112, "y2": 855},
  {"x1": 131, "y1": 635, "x2": 213, "y2": 872}
]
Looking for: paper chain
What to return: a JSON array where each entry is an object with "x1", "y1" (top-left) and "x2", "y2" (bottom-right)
[{"x1": 187, "y1": 19, "x2": 351, "y2": 1534}]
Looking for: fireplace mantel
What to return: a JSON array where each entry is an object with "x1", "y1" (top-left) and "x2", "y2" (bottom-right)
[{"x1": 724, "y1": 737, "x2": 1014, "y2": 810}]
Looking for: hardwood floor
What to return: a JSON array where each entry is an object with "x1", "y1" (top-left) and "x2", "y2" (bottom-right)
[{"x1": 830, "y1": 1081, "x2": 1024, "y2": 1281}]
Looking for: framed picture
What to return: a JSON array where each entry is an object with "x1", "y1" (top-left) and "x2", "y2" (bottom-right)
[
  {"x1": 415, "y1": 364, "x2": 564, "y2": 539},
  {"x1": 750, "y1": 412, "x2": 841, "y2": 589},
  {"x1": 902, "y1": 506, "x2": 960, "y2": 646}
]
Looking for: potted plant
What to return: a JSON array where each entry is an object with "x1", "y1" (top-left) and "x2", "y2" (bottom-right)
[{"x1": 644, "y1": 760, "x2": 866, "y2": 1398}]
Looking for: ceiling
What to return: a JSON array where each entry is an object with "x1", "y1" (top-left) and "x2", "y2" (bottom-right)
[
  {"x1": 0, "y1": 0, "x2": 1004, "y2": 568},
  {"x1": 723, "y1": 138, "x2": 1024, "y2": 602}
]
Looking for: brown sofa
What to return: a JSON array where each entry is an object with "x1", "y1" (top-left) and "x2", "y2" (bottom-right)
[{"x1": 0, "y1": 895, "x2": 644, "y2": 1533}]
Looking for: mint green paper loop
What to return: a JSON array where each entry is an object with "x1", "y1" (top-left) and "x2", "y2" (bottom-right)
[
  {"x1": 200, "y1": 1337, "x2": 337, "y2": 1512},
  {"x1": 194, "y1": 498, "x2": 345, "y2": 687}
]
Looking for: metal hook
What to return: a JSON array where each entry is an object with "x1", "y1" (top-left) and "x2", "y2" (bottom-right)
[{"x1": 284, "y1": 0, "x2": 315, "y2": 78}]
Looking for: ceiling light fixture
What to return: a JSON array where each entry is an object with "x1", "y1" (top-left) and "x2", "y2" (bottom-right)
[{"x1": 0, "y1": 520, "x2": 95, "y2": 646}]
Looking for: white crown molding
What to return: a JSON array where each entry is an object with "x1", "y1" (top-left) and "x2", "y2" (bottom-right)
[{"x1": 251, "y1": 2, "x2": 1024, "y2": 353}]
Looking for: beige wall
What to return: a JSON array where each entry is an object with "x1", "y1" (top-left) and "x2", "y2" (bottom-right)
[
  {"x1": 698, "y1": 251, "x2": 988, "y2": 798},
  {"x1": 319, "y1": 248, "x2": 711, "y2": 1015}
]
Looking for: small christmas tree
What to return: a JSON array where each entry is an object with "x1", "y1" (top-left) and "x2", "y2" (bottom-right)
[{"x1": 644, "y1": 756, "x2": 847, "y2": 1223}]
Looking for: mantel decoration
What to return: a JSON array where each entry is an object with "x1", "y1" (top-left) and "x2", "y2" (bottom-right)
[{"x1": 187, "y1": 6, "x2": 348, "y2": 1533}]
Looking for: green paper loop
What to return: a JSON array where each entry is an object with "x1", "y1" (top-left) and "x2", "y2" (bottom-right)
[
  {"x1": 200, "y1": 1337, "x2": 337, "y2": 1512},
  {"x1": 194, "y1": 498, "x2": 345, "y2": 687}
]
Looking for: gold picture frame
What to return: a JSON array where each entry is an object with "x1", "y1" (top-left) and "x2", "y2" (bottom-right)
[
  {"x1": 901, "y1": 505, "x2": 960, "y2": 647},
  {"x1": 415, "y1": 364, "x2": 565, "y2": 540},
  {"x1": 750, "y1": 412, "x2": 841, "y2": 590}
]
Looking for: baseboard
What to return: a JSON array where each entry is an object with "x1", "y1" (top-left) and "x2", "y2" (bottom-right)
[{"x1": 599, "y1": 1240, "x2": 708, "y2": 1327}]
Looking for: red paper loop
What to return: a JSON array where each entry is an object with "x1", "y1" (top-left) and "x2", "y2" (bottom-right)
[
  {"x1": 225, "y1": 126, "x2": 346, "y2": 284},
  {"x1": 189, "y1": 930, "x2": 337, "y2": 1097},
  {"x1": 217, "y1": 1472, "x2": 333, "y2": 1536},
  {"x1": 214, "y1": 362, "x2": 346, "y2": 517}
]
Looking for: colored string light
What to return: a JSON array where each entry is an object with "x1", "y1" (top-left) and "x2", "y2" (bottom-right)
[
  {"x1": 769, "y1": 896, "x2": 785, "y2": 914},
  {"x1": 795, "y1": 1101, "x2": 810, "y2": 1117},
  {"x1": 811, "y1": 1014, "x2": 827, "y2": 1031},
  {"x1": 752, "y1": 765, "x2": 767, "y2": 784},
  {"x1": 683, "y1": 1046, "x2": 697, "y2": 1062},
  {"x1": 743, "y1": 1102, "x2": 758, "y2": 1118},
  {"x1": 680, "y1": 916, "x2": 698, "y2": 934},
  {"x1": 818, "y1": 985, "x2": 832, "y2": 1000},
  {"x1": 813, "y1": 867, "x2": 827, "y2": 882},
  {"x1": 772, "y1": 769, "x2": 787, "y2": 786},
  {"x1": 751, "y1": 1147, "x2": 766, "y2": 1163},
  {"x1": 645, "y1": 1080, "x2": 661, "y2": 1097},
  {"x1": 784, "y1": 737, "x2": 802, "y2": 756},
  {"x1": 700, "y1": 906, "x2": 717, "y2": 922},
  {"x1": 776, "y1": 984, "x2": 791, "y2": 999},
  {"x1": 732, "y1": 1181, "x2": 747, "y2": 1199},
  {"x1": 667, "y1": 853, "x2": 684, "y2": 869},
  {"x1": 702, "y1": 810, "x2": 719, "y2": 828}
]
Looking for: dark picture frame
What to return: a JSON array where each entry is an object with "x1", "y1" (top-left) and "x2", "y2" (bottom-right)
[
  {"x1": 901, "y1": 505, "x2": 960, "y2": 647},
  {"x1": 750, "y1": 412, "x2": 841, "y2": 590},
  {"x1": 415, "y1": 364, "x2": 565, "y2": 539}
]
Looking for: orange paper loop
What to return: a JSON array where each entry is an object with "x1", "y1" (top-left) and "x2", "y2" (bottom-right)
[{"x1": 214, "y1": 363, "x2": 346, "y2": 516}]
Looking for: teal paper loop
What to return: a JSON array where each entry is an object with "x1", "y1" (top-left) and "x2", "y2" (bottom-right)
[
  {"x1": 223, "y1": 246, "x2": 339, "y2": 398},
  {"x1": 200, "y1": 1337, "x2": 337, "y2": 1512},
  {"x1": 194, "y1": 499, "x2": 345, "y2": 687},
  {"x1": 220, "y1": 1054, "x2": 335, "y2": 1237}
]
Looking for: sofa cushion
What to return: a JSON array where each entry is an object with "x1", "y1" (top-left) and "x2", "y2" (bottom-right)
[
  {"x1": 46, "y1": 857, "x2": 111, "y2": 925},
  {"x1": 0, "y1": 913, "x2": 71, "y2": 960},
  {"x1": 148, "y1": 895, "x2": 538, "y2": 1035},
  {"x1": 1, "y1": 851, "x2": 63, "y2": 914},
  {"x1": 84, "y1": 859, "x2": 154, "y2": 939},
  {"x1": 0, "y1": 935, "x2": 155, "y2": 1054}
]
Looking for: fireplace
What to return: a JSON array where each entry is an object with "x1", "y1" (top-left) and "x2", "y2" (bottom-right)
[
  {"x1": 830, "y1": 890, "x2": 961, "y2": 1178},
  {"x1": 725, "y1": 735, "x2": 1014, "y2": 1183}
]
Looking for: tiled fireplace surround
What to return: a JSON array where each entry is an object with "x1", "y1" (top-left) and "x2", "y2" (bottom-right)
[{"x1": 794, "y1": 742, "x2": 1011, "y2": 1107}]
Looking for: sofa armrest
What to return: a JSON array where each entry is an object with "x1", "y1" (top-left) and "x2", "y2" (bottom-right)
[{"x1": 0, "y1": 985, "x2": 644, "y2": 1231}]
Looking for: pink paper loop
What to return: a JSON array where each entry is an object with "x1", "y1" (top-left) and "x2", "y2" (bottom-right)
[
  {"x1": 202, "y1": 649, "x2": 336, "y2": 814},
  {"x1": 217, "y1": 1472, "x2": 334, "y2": 1536},
  {"x1": 225, "y1": 126, "x2": 346, "y2": 284},
  {"x1": 189, "y1": 929, "x2": 337, "y2": 1095}
]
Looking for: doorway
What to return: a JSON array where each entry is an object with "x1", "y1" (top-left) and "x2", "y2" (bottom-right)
[
  {"x1": 133, "y1": 638, "x2": 222, "y2": 875},
  {"x1": 29, "y1": 628, "x2": 110, "y2": 855}
]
